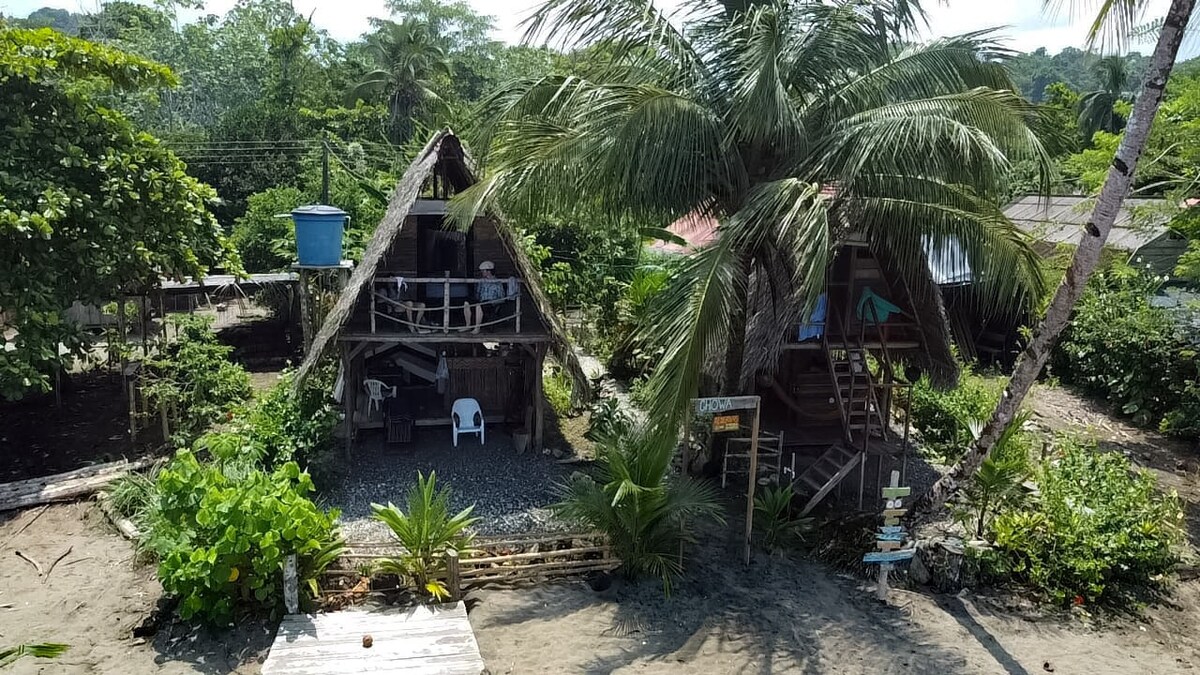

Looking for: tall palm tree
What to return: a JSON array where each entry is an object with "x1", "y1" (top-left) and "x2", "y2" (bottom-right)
[
  {"x1": 350, "y1": 19, "x2": 450, "y2": 143},
  {"x1": 916, "y1": 0, "x2": 1196, "y2": 517},
  {"x1": 1078, "y1": 54, "x2": 1132, "y2": 141},
  {"x1": 459, "y1": 0, "x2": 1053, "y2": 440}
]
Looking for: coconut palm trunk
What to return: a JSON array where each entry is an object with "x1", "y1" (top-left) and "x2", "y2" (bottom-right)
[{"x1": 914, "y1": 0, "x2": 1196, "y2": 517}]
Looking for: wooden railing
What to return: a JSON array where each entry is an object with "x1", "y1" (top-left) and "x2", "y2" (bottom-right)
[{"x1": 370, "y1": 275, "x2": 523, "y2": 334}]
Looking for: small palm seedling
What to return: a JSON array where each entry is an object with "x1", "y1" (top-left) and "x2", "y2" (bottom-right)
[
  {"x1": 372, "y1": 471, "x2": 477, "y2": 601},
  {"x1": 753, "y1": 484, "x2": 812, "y2": 553}
]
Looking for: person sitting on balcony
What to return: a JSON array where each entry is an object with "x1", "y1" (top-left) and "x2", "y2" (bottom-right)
[
  {"x1": 465, "y1": 260, "x2": 512, "y2": 333},
  {"x1": 386, "y1": 277, "x2": 426, "y2": 333}
]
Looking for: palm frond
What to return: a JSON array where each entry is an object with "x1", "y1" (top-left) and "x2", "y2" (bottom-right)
[{"x1": 1046, "y1": 0, "x2": 1148, "y2": 49}]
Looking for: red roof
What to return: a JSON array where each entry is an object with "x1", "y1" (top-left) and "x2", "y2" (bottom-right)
[{"x1": 649, "y1": 210, "x2": 719, "y2": 254}]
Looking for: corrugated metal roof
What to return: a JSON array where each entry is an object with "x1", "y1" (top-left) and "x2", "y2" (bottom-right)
[{"x1": 1003, "y1": 195, "x2": 1175, "y2": 252}]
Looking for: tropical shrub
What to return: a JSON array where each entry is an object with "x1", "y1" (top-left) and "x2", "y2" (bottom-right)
[
  {"x1": 906, "y1": 371, "x2": 1005, "y2": 461},
  {"x1": 584, "y1": 397, "x2": 632, "y2": 444},
  {"x1": 147, "y1": 450, "x2": 342, "y2": 624},
  {"x1": 239, "y1": 368, "x2": 340, "y2": 481},
  {"x1": 142, "y1": 315, "x2": 252, "y2": 442},
  {"x1": 231, "y1": 186, "x2": 307, "y2": 273},
  {"x1": 979, "y1": 439, "x2": 1183, "y2": 604},
  {"x1": 372, "y1": 472, "x2": 477, "y2": 601},
  {"x1": 554, "y1": 426, "x2": 724, "y2": 593},
  {"x1": 1050, "y1": 261, "x2": 1200, "y2": 437},
  {"x1": 952, "y1": 412, "x2": 1033, "y2": 539},
  {"x1": 753, "y1": 485, "x2": 811, "y2": 553},
  {"x1": 543, "y1": 366, "x2": 574, "y2": 417}
]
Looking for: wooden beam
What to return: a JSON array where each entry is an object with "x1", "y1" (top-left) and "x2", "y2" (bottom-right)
[
  {"x1": 341, "y1": 344, "x2": 354, "y2": 461},
  {"x1": 533, "y1": 346, "x2": 545, "y2": 451}
]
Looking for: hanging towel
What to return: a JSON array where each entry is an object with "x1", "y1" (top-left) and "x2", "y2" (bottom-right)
[
  {"x1": 435, "y1": 352, "x2": 449, "y2": 395},
  {"x1": 797, "y1": 292, "x2": 827, "y2": 342},
  {"x1": 505, "y1": 277, "x2": 519, "y2": 298},
  {"x1": 856, "y1": 287, "x2": 903, "y2": 324},
  {"x1": 394, "y1": 276, "x2": 406, "y2": 294}
]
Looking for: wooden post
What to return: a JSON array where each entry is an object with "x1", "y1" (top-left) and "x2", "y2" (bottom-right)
[
  {"x1": 127, "y1": 378, "x2": 138, "y2": 442},
  {"x1": 876, "y1": 562, "x2": 893, "y2": 601},
  {"x1": 444, "y1": 548, "x2": 461, "y2": 601},
  {"x1": 515, "y1": 284, "x2": 522, "y2": 333},
  {"x1": 743, "y1": 398, "x2": 761, "y2": 566},
  {"x1": 442, "y1": 273, "x2": 451, "y2": 334},
  {"x1": 116, "y1": 294, "x2": 128, "y2": 381},
  {"x1": 139, "y1": 295, "x2": 150, "y2": 358},
  {"x1": 369, "y1": 279, "x2": 377, "y2": 334},
  {"x1": 342, "y1": 344, "x2": 354, "y2": 461},
  {"x1": 160, "y1": 399, "x2": 170, "y2": 442},
  {"x1": 533, "y1": 346, "x2": 545, "y2": 451},
  {"x1": 298, "y1": 270, "x2": 313, "y2": 353},
  {"x1": 283, "y1": 554, "x2": 299, "y2": 614}
]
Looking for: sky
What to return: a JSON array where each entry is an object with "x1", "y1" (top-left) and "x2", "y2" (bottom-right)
[{"x1": 0, "y1": 0, "x2": 1172, "y2": 54}]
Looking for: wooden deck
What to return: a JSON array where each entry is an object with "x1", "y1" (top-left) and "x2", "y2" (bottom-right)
[{"x1": 262, "y1": 602, "x2": 486, "y2": 675}]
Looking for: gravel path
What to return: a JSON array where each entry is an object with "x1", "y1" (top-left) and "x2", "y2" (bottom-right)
[{"x1": 323, "y1": 430, "x2": 579, "y2": 542}]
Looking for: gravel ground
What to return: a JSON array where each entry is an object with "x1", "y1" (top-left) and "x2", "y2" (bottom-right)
[{"x1": 323, "y1": 429, "x2": 580, "y2": 541}]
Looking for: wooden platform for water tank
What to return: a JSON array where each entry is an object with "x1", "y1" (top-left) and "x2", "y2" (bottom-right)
[{"x1": 262, "y1": 602, "x2": 486, "y2": 674}]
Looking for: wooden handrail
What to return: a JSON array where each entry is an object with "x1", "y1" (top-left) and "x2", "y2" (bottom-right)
[{"x1": 372, "y1": 276, "x2": 523, "y2": 285}]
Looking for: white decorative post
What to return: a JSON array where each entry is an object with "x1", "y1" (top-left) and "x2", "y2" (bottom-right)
[{"x1": 283, "y1": 554, "x2": 299, "y2": 615}]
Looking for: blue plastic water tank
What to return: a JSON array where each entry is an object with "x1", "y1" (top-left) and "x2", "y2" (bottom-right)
[{"x1": 291, "y1": 204, "x2": 347, "y2": 266}]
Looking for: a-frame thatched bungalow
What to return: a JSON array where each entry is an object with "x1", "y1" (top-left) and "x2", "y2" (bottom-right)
[{"x1": 294, "y1": 129, "x2": 586, "y2": 451}]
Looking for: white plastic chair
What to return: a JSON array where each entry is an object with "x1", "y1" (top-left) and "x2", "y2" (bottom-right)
[
  {"x1": 451, "y1": 398, "x2": 484, "y2": 447},
  {"x1": 363, "y1": 379, "x2": 396, "y2": 415}
]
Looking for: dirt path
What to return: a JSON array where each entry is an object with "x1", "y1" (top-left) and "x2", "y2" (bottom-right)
[
  {"x1": 470, "y1": 524, "x2": 1200, "y2": 674},
  {"x1": 0, "y1": 503, "x2": 270, "y2": 675}
]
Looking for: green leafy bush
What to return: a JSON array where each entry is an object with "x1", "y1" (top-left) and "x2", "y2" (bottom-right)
[
  {"x1": 543, "y1": 366, "x2": 574, "y2": 418},
  {"x1": 147, "y1": 449, "x2": 342, "y2": 624},
  {"x1": 584, "y1": 397, "x2": 632, "y2": 444},
  {"x1": 1050, "y1": 261, "x2": 1200, "y2": 437},
  {"x1": 906, "y1": 371, "x2": 1005, "y2": 461},
  {"x1": 753, "y1": 485, "x2": 811, "y2": 553},
  {"x1": 372, "y1": 472, "x2": 477, "y2": 601},
  {"x1": 239, "y1": 368, "x2": 340, "y2": 481},
  {"x1": 953, "y1": 412, "x2": 1033, "y2": 539},
  {"x1": 981, "y1": 439, "x2": 1183, "y2": 604},
  {"x1": 554, "y1": 426, "x2": 724, "y2": 593},
  {"x1": 142, "y1": 315, "x2": 251, "y2": 441}
]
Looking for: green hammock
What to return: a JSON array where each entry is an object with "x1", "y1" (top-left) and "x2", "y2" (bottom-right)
[{"x1": 856, "y1": 287, "x2": 903, "y2": 324}]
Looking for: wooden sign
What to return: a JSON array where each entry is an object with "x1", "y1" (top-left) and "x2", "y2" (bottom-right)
[
  {"x1": 694, "y1": 396, "x2": 760, "y2": 415},
  {"x1": 712, "y1": 415, "x2": 740, "y2": 432},
  {"x1": 863, "y1": 470, "x2": 915, "y2": 601}
]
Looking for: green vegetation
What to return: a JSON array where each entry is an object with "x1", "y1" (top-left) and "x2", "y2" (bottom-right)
[
  {"x1": 1050, "y1": 261, "x2": 1200, "y2": 438},
  {"x1": 147, "y1": 449, "x2": 342, "y2": 624},
  {"x1": 372, "y1": 472, "x2": 477, "y2": 601},
  {"x1": 906, "y1": 371, "x2": 1006, "y2": 462},
  {"x1": 975, "y1": 438, "x2": 1183, "y2": 605},
  {"x1": 237, "y1": 368, "x2": 341, "y2": 483},
  {"x1": 0, "y1": 643, "x2": 69, "y2": 668},
  {"x1": 543, "y1": 366, "x2": 574, "y2": 418},
  {"x1": 0, "y1": 26, "x2": 230, "y2": 398},
  {"x1": 141, "y1": 316, "x2": 252, "y2": 442},
  {"x1": 753, "y1": 485, "x2": 811, "y2": 553},
  {"x1": 554, "y1": 426, "x2": 724, "y2": 593}
]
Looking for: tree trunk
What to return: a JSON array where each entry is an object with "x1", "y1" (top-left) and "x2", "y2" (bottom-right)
[{"x1": 913, "y1": 0, "x2": 1196, "y2": 518}]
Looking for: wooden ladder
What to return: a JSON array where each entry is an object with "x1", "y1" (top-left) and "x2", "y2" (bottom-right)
[
  {"x1": 793, "y1": 444, "x2": 865, "y2": 516},
  {"x1": 721, "y1": 429, "x2": 784, "y2": 489}
]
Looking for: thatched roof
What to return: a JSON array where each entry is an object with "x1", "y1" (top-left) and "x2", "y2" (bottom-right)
[{"x1": 293, "y1": 129, "x2": 589, "y2": 400}]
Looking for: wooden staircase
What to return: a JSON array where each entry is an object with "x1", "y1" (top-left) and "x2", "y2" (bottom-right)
[
  {"x1": 721, "y1": 429, "x2": 784, "y2": 489},
  {"x1": 793, "y1": 444, "x2": 864, "y2": 516}
]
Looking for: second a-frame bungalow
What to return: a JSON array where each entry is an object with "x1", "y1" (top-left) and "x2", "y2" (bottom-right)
[{"x1": 293, "y1": 129, "x2": 586, "y2": 452}]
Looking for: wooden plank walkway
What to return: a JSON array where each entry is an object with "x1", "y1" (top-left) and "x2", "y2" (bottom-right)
[{"x1": 262, "y1": 602, "x2": 486, "y2": 675}]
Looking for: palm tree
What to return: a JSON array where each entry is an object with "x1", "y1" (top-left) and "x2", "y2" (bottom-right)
[
  {"x1": 457, "y1": 0, "x2": 1053, "y2": 442},
  {"x1": 1078, "y1": 55, "x2": 1132, "y2": 141},
  {"x1": 916, "y1": 0, "x2": 1196, "y2": 518},
  {"x1": 349, "y1": 19, "x2": 451, "y2": 143}
]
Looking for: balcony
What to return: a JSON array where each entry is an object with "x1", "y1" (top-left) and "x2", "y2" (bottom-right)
[{"x1": 352, "y1": 275, "x2": 543, "y2": 342}]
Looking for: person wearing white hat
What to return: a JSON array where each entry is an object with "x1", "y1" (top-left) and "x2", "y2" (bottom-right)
[{"x1": 466, "y1": 260, "x2": 506, "y2": 333}]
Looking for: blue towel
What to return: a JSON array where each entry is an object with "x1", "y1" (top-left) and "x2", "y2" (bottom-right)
[{"x1": 797, "y1": 293, "x2": 827, "y2": 341}]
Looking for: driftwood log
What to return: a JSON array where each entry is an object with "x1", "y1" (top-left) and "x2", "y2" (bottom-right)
[{"x1": 0, "y1": 458, "x2": 155, "y2": 513}]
